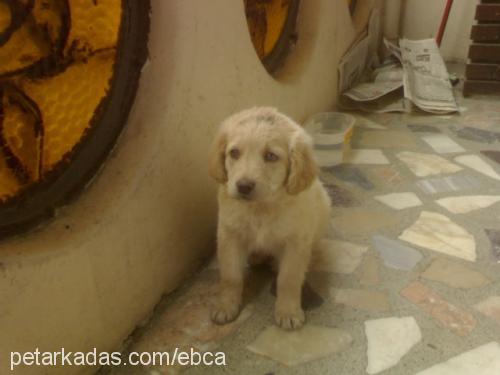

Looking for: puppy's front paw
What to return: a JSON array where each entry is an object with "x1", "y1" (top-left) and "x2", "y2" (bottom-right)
[
  {"x1": 211, "y1": 301, "x2": 240, "y2": 325},
  {"x1": 274, "y1": 306, "x2": 305, "y2": 330}
]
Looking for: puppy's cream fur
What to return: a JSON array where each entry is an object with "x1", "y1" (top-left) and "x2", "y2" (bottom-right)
[{"x1": 209, "y1": 107, "x2": 331, "y2": 330}]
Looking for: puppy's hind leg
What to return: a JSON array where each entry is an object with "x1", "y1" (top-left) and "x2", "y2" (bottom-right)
[
  {"x1": 274, "y1": 242, "x2": 311, "y2": 330},
  {"x1": 211, "y1": 234, "x2": 246, "y2": 325}
]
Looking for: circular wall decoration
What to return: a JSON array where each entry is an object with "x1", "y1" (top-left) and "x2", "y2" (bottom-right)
[
  {"x1": 244, "y1": 0, "x2": 300, "y2": 74},
  {"x1": 0, "y1": 0, "x2": 150, "y2": 236}
]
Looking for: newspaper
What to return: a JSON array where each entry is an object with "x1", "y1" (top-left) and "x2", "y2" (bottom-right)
[
  {"x1": 343, "y1": 60, "x2": 404, "y2": 102},
  {"x1": 383, "y1": 38, "x2": 402, "y2": 63},
  {"x1": 341, "y1": 89, "x2": 409, "y2": 113},
  {"x1": 399, "y1": 38, "x2": 458, "y2": 113},
  {"x1": 338, "y1": 32, "x2": 458, "y2": 114},
  {"x1": 338, "y1": 33, "x2": 370, "y2": 93},
  {"x1": 340, "y1": 55, "x2": 407, "y2": 112},
  {"x1": 338, "y1": 9, "x2": 380, "y2": 93}
]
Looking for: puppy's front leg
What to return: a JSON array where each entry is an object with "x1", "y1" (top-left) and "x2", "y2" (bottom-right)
[
  {"x1": 275, "y1": 242, "x2": 310, "y2": 330},
  {"x1": 211, "y1": 232, "x2": 246, "y2": 324}
]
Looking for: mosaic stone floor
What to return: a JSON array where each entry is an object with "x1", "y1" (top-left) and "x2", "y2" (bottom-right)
[{"x1": 105, "y1": 89, "x2": 500, "y2": 375}]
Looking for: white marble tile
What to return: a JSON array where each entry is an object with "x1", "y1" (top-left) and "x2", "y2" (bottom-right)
[
  {"x1": 365, "y1": 316, "x2": 422, "y2": 374},
  {"x1": 375, "y1": 192, "x2": 422, "y2": 210},
  {"x1": 455, "y1": 155, "x2": 500, "y2": 181},
  {"x1": 417, "y1": 175, "x2": 481, "y2": 195},
  {"x1": 310, "y1": 239, "x2": 368, "y2": 274},
  {"x1": 247, "y1": 325, "x2": 352, "y2": 366},
  {"x1": 397, "y1": 151, "x2": 462, "y2": 177},
  {"x1": 416, "y1": 342, "x2": 500, "y2": 375},
  {"x1": 421, "y1": 134, "x2": 465, "y2": 154},
  {"x1": 435, "y1": 195, "x2": 500, "y2": 214},
  {"x1": 345, "y1": 149, "x2": 389, "y2": 165},
  {"x1": 399, "y1": 211, "x2": 476, "y2": 261}
]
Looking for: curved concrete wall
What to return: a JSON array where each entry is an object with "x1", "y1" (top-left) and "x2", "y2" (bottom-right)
[{"x1": 0, "y1": 1, "x2": 379, "y2": 373}]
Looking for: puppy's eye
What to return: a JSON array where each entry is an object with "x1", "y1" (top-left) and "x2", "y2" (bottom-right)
[
  {"x1": 264, "y1": 151, "x2": 279, "y2": 162},
  {"x1": 229, "y1": 148, "x2": 240, "y2": 159}
]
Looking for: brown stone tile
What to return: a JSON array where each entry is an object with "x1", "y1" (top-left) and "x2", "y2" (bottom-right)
[
  {"x1": 333, "y1": 288, "x2": 391, "y2": 312},
  {"x1": 482, "y1": 150, "x2": 500, "y2": 166},
  {"x1": 247, "y1": 325, "x2": 353, "y2": 366},
  {"x1": 357, "y1": 254, "x2": 380, "y2": 286},
  {"x1": 421, "y1": 257, "x2": 492, "y2": 289},
  {"x1": 332, "y1": 209, "x2": 401, "y2": 237},
  {"x1": 358, "y1": 131, "x2": 418, "y2": 149},
  {"x1": 400, "y1": 281, "x2": 476, "y2": 336},
  {"x1": 368, "y1": 165, "x2": 404, "y2": 187}
]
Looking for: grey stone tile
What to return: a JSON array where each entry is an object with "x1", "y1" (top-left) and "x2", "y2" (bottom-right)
[
  {"x1": 407, "y1": 124, "x2": 441, "y2": 133},
  {"x1": 481, "y1": 150, "x2": 500, "y2": 166},
  {"x1": 323, "y1": 183, "x2": 360, "y2": 207},
  {"x1": 485, "y1": 229, "x2": 500, "y2": 262},
  {"x1": 322, "y1": 165, "x2": 374, "y2": 190},
  {"x1": 372, "y1": 235, "x2": 423, "y2": 270},
  {"x1": 452, "y1": 127, "x2": 498, "y2": 144}
]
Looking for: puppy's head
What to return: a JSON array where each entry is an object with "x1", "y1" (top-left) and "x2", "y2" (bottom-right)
[{"x1": 209, "y1": 107, "x2": 317, "y2": 202}]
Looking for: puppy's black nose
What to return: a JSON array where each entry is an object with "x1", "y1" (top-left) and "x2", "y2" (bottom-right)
[{"x1": 237, "y1": 179, "x2": 255, "y2": 196}]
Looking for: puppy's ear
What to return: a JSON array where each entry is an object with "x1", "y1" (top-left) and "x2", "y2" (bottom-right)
[
  {"x1": 209, "y1": 130, "x2": 228, "y2": 183},
  {"x1": 286, "y1": 131, "x2": 317, "y2": 195}
]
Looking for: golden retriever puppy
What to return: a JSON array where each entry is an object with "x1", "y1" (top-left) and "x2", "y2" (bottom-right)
[{"x1": 209, "y1": 107, "x2": 331, "y2": 330}]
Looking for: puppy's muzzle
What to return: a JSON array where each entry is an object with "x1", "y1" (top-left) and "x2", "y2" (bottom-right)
[{"x1": 236, "y1": 179, "x2": 255, "y2": 199}]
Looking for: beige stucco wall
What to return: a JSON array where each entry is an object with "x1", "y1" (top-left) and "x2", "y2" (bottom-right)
[
  {"x1": 0, "y1": 1, "x2": 380, "y2": 374},
  {"x1": 400, "y1": 0, "x2": 476, "y2": 62}
]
